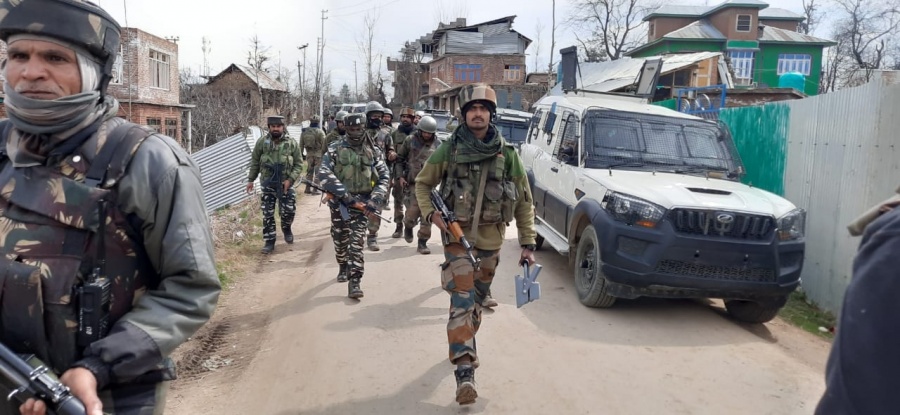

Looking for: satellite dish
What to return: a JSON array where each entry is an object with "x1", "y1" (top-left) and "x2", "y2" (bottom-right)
[{"x1": 635, "y1": 58, "x2": 663, "y2": 98}]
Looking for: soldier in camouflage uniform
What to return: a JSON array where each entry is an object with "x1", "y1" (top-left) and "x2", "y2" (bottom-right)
[
  {"x1": 246, "y1": 116, "x2": 304, "y2": 254},
  {"x1": 316, "y1": 114, "x2": 390, "y2": 299},
  {"x1": 387, "y1": 107, "x2": 416, "y2": 238},
  {"x1": 414, "y1": 83, "x2": 537, "y2": 406},
  {"x1": 325, "y1": 110, "x2": 348, "y2": 146},
  {"x1": 382, "y1": 108, "x2": 394, "y2": 131},
  {"x1": 300, "y1": 115, "x2": 327, "y2": 194},
  {"x1": 397, "y1": 115, "x2": 441, "y2": 254},
  {"x1": 361, "y1": 101, "x2": 394, "y2": 251},
  {"x1": 0, "y1": 1, "x2": 220, "y2": 414}
]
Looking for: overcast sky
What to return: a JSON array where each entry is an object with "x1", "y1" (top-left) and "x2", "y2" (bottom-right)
[{"x1": 97, "y1": 0, "x2": 820, "y2": 98}]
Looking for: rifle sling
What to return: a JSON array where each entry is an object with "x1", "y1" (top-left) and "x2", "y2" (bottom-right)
[{"x1": 468, "y1": 159, "x2": 491, "y2": 249}]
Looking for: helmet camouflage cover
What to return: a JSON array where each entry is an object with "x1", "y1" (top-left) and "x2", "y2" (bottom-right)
[
  {"x1": 0, "y1": 0, "x2": 122, "y2": 90},
  {"x1": 399, "y1": 107, "x2": 416, "y2": 117},
  {"x1": 458, "y1": 83, "x2": 498, "y2": 115}
]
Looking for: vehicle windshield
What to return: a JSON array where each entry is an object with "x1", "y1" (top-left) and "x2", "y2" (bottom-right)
[
  {"x1": 351, "y1": 105, "x2": 365, "y2": 113},
  {"x1": 431, "y1": 114, "x2": 452, "y2": 131},
  {"x1": 496, "y1": 121, "x2": 529, "y2": 144},
  {"x1": 582, "y1": 109, "x2": 743, "y2": 177}
]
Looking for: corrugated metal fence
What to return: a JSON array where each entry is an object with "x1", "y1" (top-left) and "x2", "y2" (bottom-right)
[
  {"x1": 722, "y1": 78, "x2": 900, "y2": 313},
  {"x1": 192, "y1": 132, "x2": 254, "y2": 213}
]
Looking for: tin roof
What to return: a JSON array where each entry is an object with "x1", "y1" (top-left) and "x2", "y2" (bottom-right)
[
  {"x1": 663, "y1": 20, "x2": 726, "y2": 40},
  {"x1": 646, "y1": 1, "x2": 803, "y2": 21},
  {"x1": 207, "y1": 64, "x2": 289, "y2": 92},
  {"x1": 758, "y1": 25, "x2": 836, "y2": 45}
]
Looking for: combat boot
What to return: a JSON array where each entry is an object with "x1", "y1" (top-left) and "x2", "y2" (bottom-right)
[
  {"x1": 304, "y1": 185, "x2": 312, "y2": 194},
  {"x1": 417, "y1": 239, "x2": 431, "y2": 255},
  {"x1": 454, "y1": 365, "x2": 477, "y2": 405},
  {"x1": 481, "y1": 289, "x2": 498, "y2": 308},
  {"x1": 367, "y1": 235, "x2": 380, "y2": 251},
  {"x1": 336, "y1": 264, "x2": 349, "y2": 283},
  {"x1": 283, "y1": 228, "x2": 294, "y2": 244},
  {"x1": 260, "y1": 240, "x2": 275, "y2": 254},
  {"x1": 392, "y1": 223, "x2": 403, "y2": 239},
  {"x1": 403, "y1": 227, "x2": 414, "y2": 243},
  {"x1": 348, "y1": 277, "x2": 364, "y2": 299}
]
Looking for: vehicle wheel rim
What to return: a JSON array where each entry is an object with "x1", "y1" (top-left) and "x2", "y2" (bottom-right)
[{"x1": 579, "y1": 240, "x2": 596, "y2": 290}]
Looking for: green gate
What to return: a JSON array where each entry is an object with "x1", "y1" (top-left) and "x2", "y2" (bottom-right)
[{"x1": 719, "y1": 103, "x2": 791, "y2": 196}]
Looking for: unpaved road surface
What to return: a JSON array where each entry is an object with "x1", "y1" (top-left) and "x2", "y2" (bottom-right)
[{"x1": 166, "y1": 194, "x2": 830, "y2": 415}]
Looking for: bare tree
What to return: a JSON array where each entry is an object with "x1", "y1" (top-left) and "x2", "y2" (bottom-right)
[
  {"x1": 823, "y1": 0, "x2": 900, "y2": 88},
  {"x1": 247, "y1": 35, "x2": 271, "y2": 72},
  {"x1": 799, "y1": 0, "x2": 823, "y2": 35},
  {"x1": 531, "y1": 19, "x2": 544, "y2": 74},
  {"x1": 434, "y1": 0, "x2": 469, "y2": 26},
  {"x1": 568, "y1": 0, "x2": 659, "y2": 61},
  {"x1": 357, "y1": 10, "x2": 383, "y2": 102}
]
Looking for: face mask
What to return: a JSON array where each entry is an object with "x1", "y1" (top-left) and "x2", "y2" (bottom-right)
[{"x1": 368, "y1": 118, "x2": 382, "y2": 129}]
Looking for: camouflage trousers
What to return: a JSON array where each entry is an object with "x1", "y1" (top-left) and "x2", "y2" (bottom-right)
[
  {"x1": 0, "y1": 381, "x2": 168, "y2": 415},
  {"x1": 330, "y1": 202, "x2": 368, "y2": 278},
  {"x1": 440, "y1": 243, "x2": 500, "y2": 368},
  {"x1": 261, "y1": 186, "x2": 296, "y2": 242},
  {"x1": 402, "y1": 187, "x2": 432, "y2": 240},
  {"x1": 305, "y1": 156, "x2": 322, "y2": 182}
]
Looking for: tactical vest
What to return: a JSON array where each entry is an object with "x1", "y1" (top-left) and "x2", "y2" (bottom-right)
[
  {"x1": 333, "y1": 143, "x2": 376, "y2": 195},
  {"x1": 440, "y1": 138, "x2": 519, "y2": 226},
  {"x1": 407, "y1": 135, "x2": 440, "y2": 183},
  {"x1": 0, "y1": 119, "x2": 155, "y2": 374}
]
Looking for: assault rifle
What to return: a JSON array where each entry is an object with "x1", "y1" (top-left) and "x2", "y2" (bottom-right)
[
  {"x1": 0, "y1": 342, "x2": 86, "y2": 415},
  {"x1": 263, "y1": 162, "x2": 286, "y2": 200},
  {"x1": 300, "y1": 179, "x2": 392, "y2": 223},
  {"x1": 430, "y1": 188, "x2": 480, "y2": 270}
]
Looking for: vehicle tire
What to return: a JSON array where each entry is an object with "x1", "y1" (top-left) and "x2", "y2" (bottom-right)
[
  {"x1": 574, "y1": 225, "x2": 616, "y2": 308},
  {"x1": 724, "y1": 297, "x2": 786, "y2": 323},
  {"x1": 535, "y1": 235, "x2": 545, "y2": 251}
]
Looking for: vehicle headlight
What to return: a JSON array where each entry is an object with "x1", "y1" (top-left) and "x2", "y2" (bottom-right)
[
  {"x1": 777, "y1": 208, "x2": 806, "y2": 241},
  {"x1": 601, "y1": 191, "x2": 666, "y2": 228}
]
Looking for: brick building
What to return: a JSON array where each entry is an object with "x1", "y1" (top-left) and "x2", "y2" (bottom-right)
[
  {"x1": 108, "y1": 28, "x2": 191, "y2": 142},
  {"x1": 416, "y1": 16, "x2": 535, "y2": 112}
]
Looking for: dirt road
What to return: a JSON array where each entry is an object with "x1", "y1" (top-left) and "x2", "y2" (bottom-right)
[{"x1": 166, "y1": 194, "x2": 830, "y2": 415}]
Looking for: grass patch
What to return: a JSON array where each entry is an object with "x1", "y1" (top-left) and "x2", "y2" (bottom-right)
[
  {"x1": 779, "y1": 291, "x2": 837, "y2": 339},
  {"x1": 209, "y1": 197, "x2": 264, "y2": 288}
]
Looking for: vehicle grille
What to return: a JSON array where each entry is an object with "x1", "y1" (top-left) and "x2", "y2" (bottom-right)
[
  {"x1": 655, "y1": 259, "x2": 776, "y2": 283},
  {"x1": 669, "y1": 209, "x2": 775, "y2": 239}
]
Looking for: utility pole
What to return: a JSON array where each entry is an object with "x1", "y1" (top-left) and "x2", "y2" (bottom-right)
[
  {"x1": 319, "y1": 9, "x2": 328, "y2": 123},
  {"x1": 549, "y1": 0, "x2": 556, "y2": 89},
  {"x1": 354, "y1": 61, "x2": 358, "y2": 101},
  {"x1": 297, "y1": 43, "x2": 308, "y2": 119}
]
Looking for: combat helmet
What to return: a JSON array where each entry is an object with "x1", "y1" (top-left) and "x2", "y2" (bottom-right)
[
  {"x1": 457, "y1": 83, "x2": 498, "y2": 116},
  {"x1": 0, "y1": 0, "x2": 122, "y2": 94},
  {"x1": 365, "y1": 101, "x2": 384, "y2": 117},
  {"x1": 418, "y1": 116, "x2": 438, "y2": 134},
  {"x1": 335, "y1": 110, "x2": 349, "y2": 122}
]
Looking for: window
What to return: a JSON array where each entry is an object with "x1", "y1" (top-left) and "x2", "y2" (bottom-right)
[
  {"x1": 504, "y1": 64, "x2": 523, "y2": 81},
  {"x1": 728, "y1": 50, "x2": 755, "y2": 81},
  {"x1": 777, "y1": 53, "x2": 812, "y2": 75},
  {"x1": 736, "y1": 15, "x2": 752, "y2": 32},
  {"x1": 110, "y1": 45, "x2": 124, "y2": 85},
  {"x1": 649, "y1": 21, "x2": 655, "y2": 37},
  {"x1": 149, "y1": 50, "x2": 170, "y2": 89},
  {"x1": 422, "y1": 44, "x2": 433, "y2": 54},
  {"x1": 165, "y1": 118, "x2": 178, "y2": 138},
  {"x1": 554, "y1": 114, "x2": 580, "y2": 165},
  {"x1": 146, "y1": 118, "x2": 161, "y2": 133},
  {"x1": 454, "y1": 64, "x2": 482, "y2": 82}
]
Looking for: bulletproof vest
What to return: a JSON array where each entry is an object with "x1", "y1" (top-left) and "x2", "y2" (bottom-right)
[
  {"x1": 407, "y1": 134, "x2": 440, "y2": 183},
  {"x1": 0, "y1": 119, "x2": 155, "y2": 373},
  {"x1": 258, "y1": 136, "x2": 298, "y2": 182},
  {"x1": 301, "y1": 128, "x2": 325, "y2": 156},
  {"x1": 440, "y1": 139, "x2": 519, "y2": 226},
  {"x1": 333, "y1": 142, "x2": 376, "y2": 195}
]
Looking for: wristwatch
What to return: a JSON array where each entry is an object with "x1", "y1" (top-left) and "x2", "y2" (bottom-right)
[{"x1": 522, "y1": 244, "x2": 537, "y2": 251}]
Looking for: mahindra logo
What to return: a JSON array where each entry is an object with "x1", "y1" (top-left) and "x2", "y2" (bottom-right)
[{"x1": 713, "y1": 213, "x2": 735, "y2": 233}]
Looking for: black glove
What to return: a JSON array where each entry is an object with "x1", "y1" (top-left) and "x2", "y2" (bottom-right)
[{"x1": 366, "y1": 198, "x2": 383, "y2": 214}]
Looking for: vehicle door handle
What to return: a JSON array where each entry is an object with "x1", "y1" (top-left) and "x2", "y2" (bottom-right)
[{"x1": 550, "y1": 167, "x2": 559, "y2": 173}]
